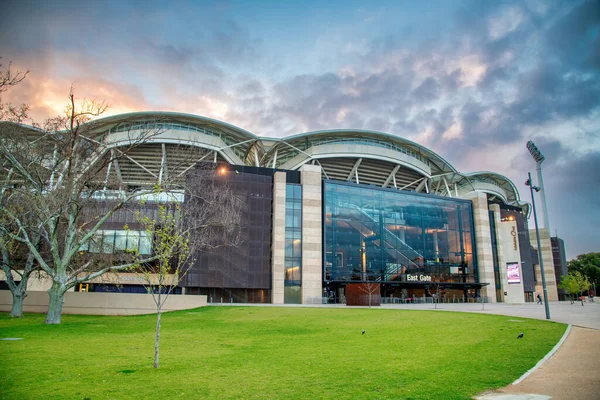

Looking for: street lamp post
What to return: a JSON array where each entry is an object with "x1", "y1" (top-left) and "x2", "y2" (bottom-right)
[{"x1": 526, "y1": 172, "x2": 551, "y2": 319}]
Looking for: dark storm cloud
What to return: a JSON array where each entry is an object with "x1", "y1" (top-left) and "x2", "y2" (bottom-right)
[
  {"x1": 411, "y1": 77, "x2": 440, "y2": 103},
  {"x1": 227, "y1": 0, "x2": 598, "y2": 152},
  {"x1": 545, "y1": 0, "x2": 600, "y2": 70},
  {"x1": 509, "y1": 62, "x2": 600, "y2": 123},
  {"x1": 508, "y1": 136, "x2": 600, "y2": 258},
  {"x1": 1, "y1": 0, "x2": 598, "y2": 257},
  {"x1": 536, "y1": 148, "x2": 600, "y2": 257},
  {"x1": 261, "y1": 69, "x2": 419, "y2": 134}
]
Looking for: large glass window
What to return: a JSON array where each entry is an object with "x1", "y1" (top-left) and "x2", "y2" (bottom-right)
[
  {"x1": 284, "y1": 184, "x2": 302, "y2": 303},
  {"x1": 324, "y1": 180, "x2": 477, "y2": 284},
  {"x1": 82, "y1": 230, "x2": 151, "y2": 255}
]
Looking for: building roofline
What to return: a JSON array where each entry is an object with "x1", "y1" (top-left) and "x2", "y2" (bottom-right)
[
  {"x1": 275, "y1": 128, "x2": 458, "y2": 174},
  {"x1": 87, "y1": 111, "x2": 260, "y2": 140}
]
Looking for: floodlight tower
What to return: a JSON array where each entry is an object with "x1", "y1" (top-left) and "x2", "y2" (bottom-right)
[
  {"x1": 526, "y1": 141, "x2": 550, "y2": 233},
  {"x1": 526, "y1": 173, "x2": 551, "y2": 320}
]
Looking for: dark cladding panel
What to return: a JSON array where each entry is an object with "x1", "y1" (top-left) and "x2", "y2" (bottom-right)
[
  {"x1": 182, "y1": 168, "x2": 273, "y2": 290},
  {"x1": 500, "y1": 208, "x2": 536, "y2": 292}
]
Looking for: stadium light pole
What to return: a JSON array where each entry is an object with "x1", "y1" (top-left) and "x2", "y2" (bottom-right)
[
  {"x1": 526, "y1": 173, "x2": 551, "y2": 320},
  {"x1": 526, "y1": 141, "x2": 551, "y2": 233}
]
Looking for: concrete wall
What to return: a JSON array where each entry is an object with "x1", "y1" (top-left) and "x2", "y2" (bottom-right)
[
  {"x1": 300, "y1": 164, "x2": 323, "y2": 303},
  {"x1": 461, "y1": 192, "x2": 496, "y2": 302},
  {"x1": 499, "y1": 220, "x2": 525, "y2": 303},
  {"x1": 0, "y1": 291, "x2": 206, "y2": 316},
  {"x1": 271, "y1": 171, "x2": 286, "y2": 304},
  {"x1": 530, "y1": 228, "x2": 559, "y2": 301},
  {"x1": 0, "y1": 270, "x2": 178, "y2": 292}
]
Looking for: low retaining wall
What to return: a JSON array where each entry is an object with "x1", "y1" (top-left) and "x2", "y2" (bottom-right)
[{"x1": 0, "y1": 291, "x2": 207, "y2": 316}]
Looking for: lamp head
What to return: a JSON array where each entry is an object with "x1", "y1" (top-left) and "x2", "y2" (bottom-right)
[
  {"x1": 525, "y1": 176, "x2": 541, "y2": 192},
  {"x1": 526, "y1": 140, "x2": 545, "y2": 163}
]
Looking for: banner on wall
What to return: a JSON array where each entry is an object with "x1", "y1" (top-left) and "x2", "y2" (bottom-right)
[{"x1": 507, "y1": 262, "x2": 521, "y2": 284}]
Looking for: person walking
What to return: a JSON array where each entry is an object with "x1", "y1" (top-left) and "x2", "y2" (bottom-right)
[{"x1": 537, "y1": 293, "x2": 542, "y2": 305}]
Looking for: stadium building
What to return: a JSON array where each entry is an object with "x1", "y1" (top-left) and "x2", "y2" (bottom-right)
[{"x1": 1, "y1": 112, "x2": 561, "y2": 306}]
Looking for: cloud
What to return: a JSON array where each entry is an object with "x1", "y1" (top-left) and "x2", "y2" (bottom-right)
[{"x1": 1, "y1": 0, "x2": 598, "y2": 257}]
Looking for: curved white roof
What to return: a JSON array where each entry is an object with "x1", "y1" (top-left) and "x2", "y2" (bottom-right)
[{"x1": 10, "y1": 112, "x2": 520, "y2": 205}]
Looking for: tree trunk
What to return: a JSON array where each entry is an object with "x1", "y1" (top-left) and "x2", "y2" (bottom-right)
[
  {"x1": 10, "y1": 290, "x2": 26, "y2": 318},
  {"x1": 45, "y1": 282, "x2": 66, "y2": 324},
  {"x1": 10, "y1": 272, "x2": 31, "y2": 318},
  {"x1": 154, "y1": 311, "x2": 162, "y2": 369}
]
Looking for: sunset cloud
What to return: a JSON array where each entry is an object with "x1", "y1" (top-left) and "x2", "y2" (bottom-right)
[{"x1": 0, "y1": 0, "x2": 598, "y2": 257}]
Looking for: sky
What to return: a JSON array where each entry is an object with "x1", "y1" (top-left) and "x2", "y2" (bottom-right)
[{"x1": 0, "y1": 0, "x2": 598, "y2": 259}]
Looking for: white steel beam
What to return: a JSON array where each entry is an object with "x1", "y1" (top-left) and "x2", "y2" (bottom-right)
[
  {"x1": 253, "y1": 146, "x2": 260, "y2": 167},
  {"x1": 347, "y1": 158, "x2": 363, "y2": 182},
  {"x1": 443, "y1": 176, "x2": 452, "y2": 197},
  {"x1": 383, "y1": 164, "x2": 401, "y2": 187},
  {"x1": 110, "y1": 150, "x2": 123, "y2": 180},
  {"x1": 176, "y1": 151, "x2": 213, "y2": 178},
  {"x1": 415, "y1": 179, "x2": 426, "y2": 192},
  {"x1": 158, "y1": 143, "x2": 168, "y2": 184},
  {"x1": 103, "y1": 161, "x2": 113, "y2": 191},
  {"x1": 271, "y1": 148, "x2": 278, "y2": 169}
]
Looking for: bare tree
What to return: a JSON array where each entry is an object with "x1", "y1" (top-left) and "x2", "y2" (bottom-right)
[
  {"x1": 0, "y1": 226, "x2": 41, "y2": 317},
  {"x1": 0, "y1": 58, "x2": 40, "y2": 317},
  {"x1": 358, "y1": 281, "x2": 380, "y2": 308},
  {"x1": 0, "y1": 59, "x2": 29, "y2": 94},
  {"x1": 0, "y1": 88, "x2": 171, "y2": 324}
]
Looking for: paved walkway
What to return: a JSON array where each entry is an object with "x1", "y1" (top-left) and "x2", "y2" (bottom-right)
[
  {"x1": 379, "y1": 300, "x2": 600, "y2": 329},
  {"x1": 496, "y1": 326, "x2": 600, "y2": 400}
]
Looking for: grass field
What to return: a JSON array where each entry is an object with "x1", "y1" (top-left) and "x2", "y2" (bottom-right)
[{"x1": 0, "y1": 306, "x2": 566, "y2": 399}]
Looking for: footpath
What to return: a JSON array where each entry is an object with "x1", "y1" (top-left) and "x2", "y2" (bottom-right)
[{"x1": 457, "y1": 301, "x2": 600, "y2": 400}]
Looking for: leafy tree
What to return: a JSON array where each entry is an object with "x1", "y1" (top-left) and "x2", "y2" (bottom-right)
[
  {"x1": 559, "y1": 271, "x2": 591, "y2": 303},
  {"x1": 132, "y1": 202, "x2": 193, "y2": 369},
  {"x1": 568, "y1": 252, "x2": 600, "y2": 293},
  {"x1": 130, "y1": 169, "x2": 242, "y2": 368}
]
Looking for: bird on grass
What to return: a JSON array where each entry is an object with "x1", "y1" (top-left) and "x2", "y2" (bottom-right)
[
  {"x1": 517, "y1": 332, "x2": 524, "y2": 339},
  {"x1": 362, "y1": 330, "x2": 365, "y2": 335}
]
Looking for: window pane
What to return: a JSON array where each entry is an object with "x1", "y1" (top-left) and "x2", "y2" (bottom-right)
[
  {"x1": 126, "y1": 231, "x2": 140, "y2": 252},
  {"x1": 139, "y1": 232, "x2": 152, "y2": 255},
  {"x1": 114, "y1": 231, "x2": 127, "y2": 251}
]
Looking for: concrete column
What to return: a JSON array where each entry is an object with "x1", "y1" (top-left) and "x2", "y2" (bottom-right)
[
  {"x1": 271, "y1": 171, "x2": 286, "y2": 304},
  {"x1": 530, "y1": 228, "x2": 559, "y2": 301},
  {"x1": 498, "y1": 218, "x2": 525, "y2": 304},
  {"x1": 300, "y1": 164, "x2": 323, "y2": 304},
  {"x1": 461, "y1": 192, "x2": 496, "y2": 302}
]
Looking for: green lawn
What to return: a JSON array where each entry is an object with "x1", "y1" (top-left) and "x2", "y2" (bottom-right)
[{"x1": 0, "y1": 307, "x2": 566, "y2": 400}]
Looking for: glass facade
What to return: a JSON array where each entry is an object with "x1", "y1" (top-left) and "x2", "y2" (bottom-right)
[
  {"x1": 324, "y1": 180, "x2": 477, "y2": 288},
  {"x1": 489, "y1": 210, "x2": 502, "y2": 302},
  {"x1": 284, "y1": 184, "x2": 302, "y2": 304}
]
